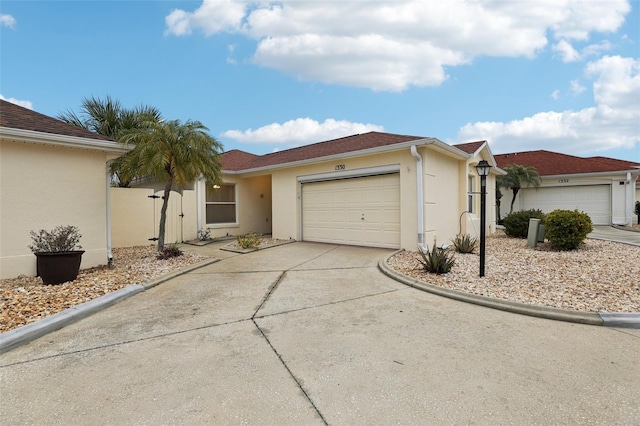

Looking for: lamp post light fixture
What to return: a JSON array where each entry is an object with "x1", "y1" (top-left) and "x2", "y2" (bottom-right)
[{"x1": 475, "y1": 160, "x2": 492, "y2": 277}]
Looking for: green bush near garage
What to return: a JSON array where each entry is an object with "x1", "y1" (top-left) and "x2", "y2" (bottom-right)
[
  {"x1": 503, "y1": 209, "x2": 546, "y2": 238},
  {"x1": 545, "y1": 209, "x2": 593, "y2": 251}
]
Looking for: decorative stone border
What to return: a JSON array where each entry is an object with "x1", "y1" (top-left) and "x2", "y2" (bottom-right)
[{"x1": 379, "y1": 250, "x2": 640, "y2": 329}]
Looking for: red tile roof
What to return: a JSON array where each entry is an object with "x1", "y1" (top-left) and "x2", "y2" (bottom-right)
[
  {"x1": 453, "y1": 140, "x2": 486, "y2": 154},
  {"x1": 221, "y1": 131, "x2": 428, "y2": 171},
  {"x1": 495, "y1": 150, "x2": 640, "y2": 176},
  {"x1": 0, "y1": 99, "x2": 113, "y2": 141}
]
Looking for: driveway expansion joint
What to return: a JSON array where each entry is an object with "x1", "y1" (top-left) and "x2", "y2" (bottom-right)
[{"x1": 0, "y1": 317, "x2": 252, "y2": 368}]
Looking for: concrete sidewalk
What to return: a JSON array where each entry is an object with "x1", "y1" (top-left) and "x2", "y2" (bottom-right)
[
  {"x1": 589, "y1": 225, "x2": 640, "y2": 246},
  {"x1": 1, "y1": 242, "x2": 639, "y2": 424}
]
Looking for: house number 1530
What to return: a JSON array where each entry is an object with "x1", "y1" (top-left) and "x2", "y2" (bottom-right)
[{"x1": 335, "y1": 164, "x2": 346, "y2": 171}]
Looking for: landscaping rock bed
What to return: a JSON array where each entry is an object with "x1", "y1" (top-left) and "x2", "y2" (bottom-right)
[
  {"x1": 387, "y1": 232, "x2": 640, "y2": 313},
  {"x1": 0, "y1": 246, "x2": 210, "y2": 333}
]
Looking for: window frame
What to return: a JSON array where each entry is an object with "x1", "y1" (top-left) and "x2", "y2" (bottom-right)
[
  {"x1": 205, "y1": 183, "x2": 238, "y2": 225},
  {"x1": 468, "y1": 175, "x2": 475, "y2": 214}
]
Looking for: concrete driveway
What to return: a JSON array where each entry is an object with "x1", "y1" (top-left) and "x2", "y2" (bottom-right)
[{"x1": 1, "y1": 242, "x2": 639, "y2": 425}]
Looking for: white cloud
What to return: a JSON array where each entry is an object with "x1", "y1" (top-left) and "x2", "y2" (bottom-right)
[
  {"x1": 222, "y1": 118, "x2": 384, "y2": 148},
  {"x1": 551, "y1": 90, "x2": 560, "y2": 100},
  {"x1": 0, "y1": 14, "x2": 16, "y2": 29},
  {"x1": 553, "y1": 40, "x2": 580, "y2": 62},
  {"x1": 457, "y1": 55, "x2": 640, "y2": 155},
  {"x1": 570, "y1": 80, "x2": 586, "y2": 95},
  {"x1": 165, "y1": 0, "x2": 246, "y2": 36},
  {"x1": 553, "y1": 39, "x2": 613, "y2": 63},
  {"x1": 0, "y1": 94, "x2": 33, "y2": 109},
  {"x1": 165, "y1": 0, "x2": 630, "y2": 91}
]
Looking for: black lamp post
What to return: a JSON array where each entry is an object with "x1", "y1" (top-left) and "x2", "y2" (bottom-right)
[{"x1": 475, "y1": 160, "x2": 492, "y2": 277}]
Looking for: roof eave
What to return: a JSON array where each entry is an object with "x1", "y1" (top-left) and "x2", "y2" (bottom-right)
[
  {"x1": 0, "y1": 127, "x2": 129, "y2": 154},
  {"x1": 224, "y1": 137, "x2": 470, "y2": 175},
  {"x1": 541, "y1": 169, "x2": 640, "y2": 180}
]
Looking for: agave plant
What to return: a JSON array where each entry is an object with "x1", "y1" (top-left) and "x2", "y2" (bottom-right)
[
  {"x1": 452, "y1": 233, "x2": 478, "y2": 254},
  {"x1": 417, "y1": 242, "x2": 455, "y2": 274}
]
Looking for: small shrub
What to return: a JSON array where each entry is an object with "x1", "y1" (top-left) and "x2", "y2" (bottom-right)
[
  {"x1": 503, "y1": 209, "x2": 546, "y2": 238},
  {"x1": 237, "y1": 233, "x2": 262, "y2": 249},
  {"x1": 417, "y1": 242, "x2": 455, "y2": 274},
  {"x1": 452, "y1": 233, "x2": 477, "y2": 254},
  {"x1": 28, "y1": 225, "x2": 82, "y2": 253},
  {"x1": 545, "y1": 209, "x2": 593, "y2": 250},
  {"x1": 197, "y1": 228, "x2": 211, "y2": 241},
  {"x1": 157, "y1": 243, "x2": 183, "y2": 260}
]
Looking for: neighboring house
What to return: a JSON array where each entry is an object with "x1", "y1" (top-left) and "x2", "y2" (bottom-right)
[
  {"x1": 495, "y1": 150, "x2": 640, "y2": 226},
  {"x1": 0, "y1": 100, "x2": 128, "y2": 279},
  {"x1": 199, "y1": 132, "x2": 501, "y2": 250}
]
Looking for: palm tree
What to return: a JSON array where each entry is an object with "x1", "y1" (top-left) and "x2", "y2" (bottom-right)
[
  {"x1": 119, "y1": 119, "x2": 223, "y2": 251},
  {"x1": 58, "y1": 96, "x2": 162, "y2": 187},
  {"x1": 496, "y1": 164, "x2": 541, "y2": 214}
]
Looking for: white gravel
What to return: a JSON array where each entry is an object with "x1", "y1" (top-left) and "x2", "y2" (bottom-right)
[{"x1": 387, "y1": 232, "x2": 640, "y2": 313}]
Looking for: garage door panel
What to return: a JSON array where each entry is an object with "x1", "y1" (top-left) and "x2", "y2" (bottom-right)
[
  {"x1": 302, "y1": 174, "x2": 400, "y2": 248},
  {"x1": 520, "y1": 185, "x2": 610, "y2": 225}
]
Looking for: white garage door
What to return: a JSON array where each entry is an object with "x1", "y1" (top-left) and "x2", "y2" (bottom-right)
[
  {"x1": 302, "y1": 174, "x2": 400, "y2": 248},
  {"x1": 520, "y1": 185, "x2": 610, "y2": 225}
]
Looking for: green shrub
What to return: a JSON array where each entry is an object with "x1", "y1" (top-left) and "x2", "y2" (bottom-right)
[
  {"x1": 157, "y1": 243, "x2": 182, "y2": 260},
  {"x1": 503, "y1": 209, "x2": 546, "y2": 238},
  {"x1": 451, "y1": 233, "x2": 477, "y2": 254},
  {"x1": 28, "y1": 225, "x2": 82, "y2": 253},
  {"x1": 237, "y1": 233, "x2": 262, "y2": 249},
  {"x1": 417, "y1": 242, "x2": 455, "y2": 274},
  {"x1": 545, "y1": 209, "x2": 593, "y2": 251},
  {"x1": 197, "y1": 228, "x2": 211, "y2": 241}
]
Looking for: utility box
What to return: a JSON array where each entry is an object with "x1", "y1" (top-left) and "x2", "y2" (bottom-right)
[
  {"x1": 527, "y1": 218, "x2": 543, "y2": 248},
  {"x1": 537, "y1": 224, "x2": 546, "y2": 243}
]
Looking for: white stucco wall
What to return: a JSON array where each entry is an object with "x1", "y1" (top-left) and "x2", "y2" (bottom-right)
[
  {"x1": 0, "y1": 140, "x2": 112, "y2": 279},
  {"x1": 498, "y1": 174, "x2": 639, "y2": 226},
  {"x1": 200, "y1": 174, "x2": 272, "y2": 239},
  {"x1": 268, "y1": 146, "x2": 472, "y2": 250}
]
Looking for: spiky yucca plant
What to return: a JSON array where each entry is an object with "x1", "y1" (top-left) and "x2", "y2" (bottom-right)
[
  {"x1": 452, "y1": 233, "x2": 478, "y2": 254},
  {"x1": 417, "y1": 242, "x2": 455, "y2": 274}
]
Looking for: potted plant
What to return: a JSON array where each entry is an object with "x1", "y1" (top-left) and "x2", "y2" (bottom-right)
[{"x1": 28, "y1": 225, "x2": 84, "y2": 285}]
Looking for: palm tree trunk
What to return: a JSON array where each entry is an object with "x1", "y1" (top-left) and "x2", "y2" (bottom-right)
[
  {"x1": 157, "y1": 177, "x2": 173, "y2": 251},
  {"x1": 509, "y1": 188, "x2": 520, "y2": 214}
]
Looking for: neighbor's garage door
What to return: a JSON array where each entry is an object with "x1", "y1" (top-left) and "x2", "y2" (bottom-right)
[
  {"x1": 302, "y1": 174, "x2": 400, "y2": 248},
  {"x1": 520, "y1": 185, "x2": 610, "y2": 225}
]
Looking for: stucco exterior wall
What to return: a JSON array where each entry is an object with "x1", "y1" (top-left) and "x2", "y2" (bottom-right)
[
  {"x1": 269, "y1": 146, "x2": 470, "y2": 250},
  {"x1": 457, "y1": 154, "x2": 497, "y2": 242},
  {"x1": 0, "y1": 140, "x2": 110, "y2": 279},
  {"x1": 422, "y1": 148, "x2": 461, "y2": 245},
  {"x1": 497, "y1": 174, "x2": 638, "y2": 225},
  {"x1": 200, "y1": 175, "x2": 272, "y2": 238}
]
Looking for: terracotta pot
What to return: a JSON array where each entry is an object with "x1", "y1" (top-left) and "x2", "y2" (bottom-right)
[{"x1": 35, "y1": 251, "x2": 84, "y2": 285}]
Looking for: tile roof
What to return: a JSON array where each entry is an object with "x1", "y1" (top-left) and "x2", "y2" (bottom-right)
[
  {"x1": 453, "y1": 140, "x2": 486, "y2": 154},
  {"x1": 221, "y1": 131, "x2": 428, "y2": 171},
  {"x1": 0, "y1": 99, "x2": 113, "y2": 141},
  {"x1": 494, "y1": 150, "x2": 640, "y2": 176}
]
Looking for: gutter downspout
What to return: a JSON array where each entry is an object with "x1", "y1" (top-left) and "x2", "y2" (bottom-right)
[
  {"x1": 411, "y1": 145, "x2": 428, "y2": 253},
  {"x1": 106, "y1": 162, "x2": 113, "y2": 266},
  {"x1": 196, "y1": 176, "x2": 202, "y2": 234}
]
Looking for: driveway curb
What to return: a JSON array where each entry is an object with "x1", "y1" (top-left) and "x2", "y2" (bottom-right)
[
  {"x1": 379, "y1": 251, "x2": 640, "y2": 329},
  {"x1": 0, "y1": 258, "x2": 220, "y2": 355}
]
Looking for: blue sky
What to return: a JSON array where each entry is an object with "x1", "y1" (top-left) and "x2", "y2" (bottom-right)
[{"x1": 1, "y1": 0, "x2": 639, "y2": 162}]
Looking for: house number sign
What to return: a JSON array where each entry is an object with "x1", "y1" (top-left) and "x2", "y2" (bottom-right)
[
  {"x1": 558, "y1": 178, "x2": 569, "y2": 183},
  {"x1": 335, "y1": 164, "x2": 346, "y2": 171}
]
